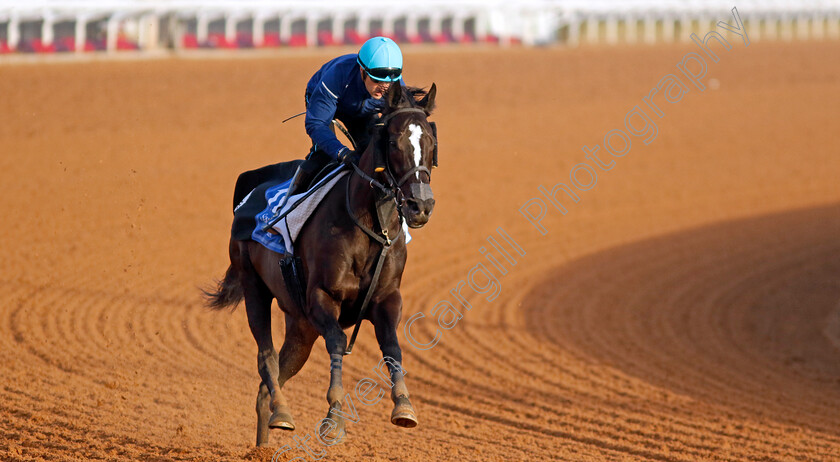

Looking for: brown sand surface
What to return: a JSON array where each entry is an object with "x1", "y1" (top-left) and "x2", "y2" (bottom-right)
[{"x1": 1, "y1": 41, "x2": 840, "y2": 461}]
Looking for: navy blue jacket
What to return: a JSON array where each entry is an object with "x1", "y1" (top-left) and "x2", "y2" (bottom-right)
[{"x1": 305, "y1": 54, "x2": 400, "y2": 159}]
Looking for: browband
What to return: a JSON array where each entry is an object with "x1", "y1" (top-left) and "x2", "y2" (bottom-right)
[{"x1": 381, "y1": 107, "x2": 427, "y2": 124}]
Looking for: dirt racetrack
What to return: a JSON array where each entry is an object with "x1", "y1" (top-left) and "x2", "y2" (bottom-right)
[{"x1": 2, "y1": 40, "x2": 840, "y2": 461}]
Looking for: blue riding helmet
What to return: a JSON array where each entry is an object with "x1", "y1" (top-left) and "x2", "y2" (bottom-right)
[{"x1": 357, "y1": 36, "x2": 403, "y2": 82}]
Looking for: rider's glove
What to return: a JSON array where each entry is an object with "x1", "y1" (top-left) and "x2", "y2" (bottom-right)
[
  {"x1": 338, "y1": 149, "x2": 360, "y2": 166},
  {"x1": 361, "y1": 97, "x2": 385, "y2": 115}
]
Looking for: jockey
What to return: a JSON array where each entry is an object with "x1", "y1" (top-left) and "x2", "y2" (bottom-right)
[{"x1": 286, "y1": 36, "x2": 405, "y2": 197}]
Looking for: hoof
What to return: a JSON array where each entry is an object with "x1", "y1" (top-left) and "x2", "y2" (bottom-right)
[
  {"x1": 318, "y1": 416, "x2": 345, "y2": 441},
  {"x1": 268, "y1": 407, "x2": 295, "y2": 431},
  {"x1": 390, "y1": 396, "x2": 418, "y2": 428},
  {"x1": 320, "y1": 402, "x2": 346, "y2": 442}
]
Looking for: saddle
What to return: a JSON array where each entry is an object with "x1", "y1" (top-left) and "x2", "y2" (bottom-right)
[
  {"x1": 306, "y1": 160, "x2": 342, "y2": 192},
  {"x1": 230, "y1": 159, "x2": 340, "y2": 238},
  {"x1": 231, "y1": 162, "x2": 350, "y2": 255},
  {"x1": 231, "y1": 160, "x2": 301, "y2": 241}
]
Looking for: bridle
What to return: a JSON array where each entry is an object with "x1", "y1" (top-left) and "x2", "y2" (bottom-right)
[
  {"x1": 343, "y1": 106, "x2": 435, "y2": 355},
  {"x1": 345, "y1": 107, "x2": 434, "y2": 246},
  {"x1": 379, "y1": 108, "x2": 433, "y2": 193}
]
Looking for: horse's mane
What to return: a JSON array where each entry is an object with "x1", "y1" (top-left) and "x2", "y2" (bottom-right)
[
  {"x1": 400, "y1": 85, "x2": 435, "y2": 114},
  {"x1": 405, "y1": 86, "x2": 427, "y2": 102}
]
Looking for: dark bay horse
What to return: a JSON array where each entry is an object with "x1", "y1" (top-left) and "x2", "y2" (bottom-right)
[{"x1": 205, "y1": 82, "x2": 437, "y2": 446}]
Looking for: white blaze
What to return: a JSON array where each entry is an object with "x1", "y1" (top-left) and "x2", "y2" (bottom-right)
[{"x1": 408, "y1": 124, "x2": 423, "y2": 179}]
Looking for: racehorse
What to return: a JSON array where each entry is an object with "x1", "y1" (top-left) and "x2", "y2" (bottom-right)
[{"x1": 204, "y1": 82, "x2": 437, "y2": 446}]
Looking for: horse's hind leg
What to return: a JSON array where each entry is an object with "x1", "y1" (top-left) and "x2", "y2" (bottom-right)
[
  {"x1": 372, "y1": 293, "x2": 418, "y2": 428},
  {"x1": 240, "y1": 253, "x2": 287, "y2": 445},
  {"x1": 256, "y1": 382, "x2": 271, "y2": 445},
  {"x1": 269, "y1": 312, "x2": 318, "y2": 429}
]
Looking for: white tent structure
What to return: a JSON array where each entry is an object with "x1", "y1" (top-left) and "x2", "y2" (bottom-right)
[{"x1": 0, "y1": 0, "x2": 838, "y2": 54}]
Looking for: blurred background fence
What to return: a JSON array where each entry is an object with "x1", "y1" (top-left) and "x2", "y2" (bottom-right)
[{"x1": 0, "y1": 0, "x2": 838, "y2": 55}]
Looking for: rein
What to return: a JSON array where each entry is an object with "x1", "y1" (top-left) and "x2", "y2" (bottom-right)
[{"x1": 343, "y1": 107, "x2": 431, "y2": 355}]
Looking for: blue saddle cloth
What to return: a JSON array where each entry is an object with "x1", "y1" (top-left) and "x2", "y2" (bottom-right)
[
  {"x1": 232, "y1": 164, "x2": 349, "y2": 255},
  {"x1": 231, "y1": 160, "x2": 301, "y2": 246},
  {"x1": 251, "y1": 180, "x2": 295, "y2": 254}
]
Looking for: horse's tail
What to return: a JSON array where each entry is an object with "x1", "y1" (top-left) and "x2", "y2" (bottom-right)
[{"x1": 202, "y1": 264, "x2": 243, "y2": 311}]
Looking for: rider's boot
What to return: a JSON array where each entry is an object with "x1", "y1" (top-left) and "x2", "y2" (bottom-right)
[
  {"x1": 287, "y1": 149, "x2": 333, "y2": 197},
  {"x1": 286, "y1": 165, "x2": 315, "y2": 198}
]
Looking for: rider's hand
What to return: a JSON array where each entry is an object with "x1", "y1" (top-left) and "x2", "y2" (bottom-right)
[
  {"x1": 361, "y1": 97, "x2": 385, "y2": 115},
  {"x1": 339, "y1": 149, "x2": 360, "y2": 166}
]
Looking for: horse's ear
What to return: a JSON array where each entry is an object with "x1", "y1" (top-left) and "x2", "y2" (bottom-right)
[
  {"x1": 387, "y1": 81, "x2": 403, "y2": 109},
  {"x1": 417, "y1": 83, "x2": 436, "y2": 115}
]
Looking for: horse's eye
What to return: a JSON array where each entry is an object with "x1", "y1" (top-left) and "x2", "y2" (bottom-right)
[{"x1": 389, "y1": 140, "x2": 397, "y2": 148}]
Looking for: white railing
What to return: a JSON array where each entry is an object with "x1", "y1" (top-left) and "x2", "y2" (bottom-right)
[{"x1": 0, "y1": 0, "x2": 838, "y2": 55}]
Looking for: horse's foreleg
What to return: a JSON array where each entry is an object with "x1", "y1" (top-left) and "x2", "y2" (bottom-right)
[
  {"x1": 309, "y1": 289, "x2": 348, "y2": 440},
  {"x1": 372, "y1": 292, "x2": 418, "y2": 428}
]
